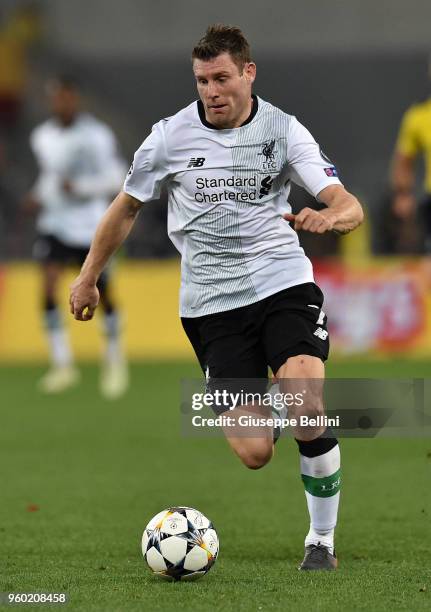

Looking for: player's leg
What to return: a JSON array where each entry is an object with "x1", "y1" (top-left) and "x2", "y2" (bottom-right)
[
  {"x1": 35, "y1": 237, "x2": 79, "y2": 392},
  {"x1": 182, "y1": 312, "x2": 274, "y2": 470},
  {"x1": 217, "y1": 382, "x2": 274, "y2": 470},
  {"x1": 96, "y1": 268, "x2": 129, "y2": 399},
  {"x1": 42, "y1": 261, "x2": 72, "y2": 368},
  {"x1": 224, "y1": 417, "x2": 274, "y2": 470},
  {"x1": 264, "y1": 283, "x2": 339, "y2": 570},
  {"x1": 276, "y1": 355, "x2": 339, "y2": 569},
  {"x1": 72, "y1": 239, "x2": 128, "y2": 399}
]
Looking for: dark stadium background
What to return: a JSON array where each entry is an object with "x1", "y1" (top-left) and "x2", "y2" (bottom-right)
[
  {"x1": 0, "y1": 2, "x2": 430, "y2": 611},
  {"x1": 1, "y1": 0, "x2": 430, "y2": 259}
]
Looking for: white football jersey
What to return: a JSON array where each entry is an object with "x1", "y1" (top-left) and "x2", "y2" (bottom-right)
[
  {"x1": 124, "y1": 96, "x2": 342, "y2": 317},
  {"x1": 30, "y1": 113, "x2": 126, "y2": 247}
]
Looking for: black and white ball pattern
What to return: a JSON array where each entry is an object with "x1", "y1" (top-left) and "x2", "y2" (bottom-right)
[{"x1": 142, "y1": 506, "x2": 219, "y2": 581}]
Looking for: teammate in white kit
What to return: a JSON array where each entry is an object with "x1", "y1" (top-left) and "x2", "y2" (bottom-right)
[
  {"x1": 69, "y1": 26, "x2": 363, "y2": 569},
  {"x1": 25, "y1": 76, "x2": 128, "y2": 398}
]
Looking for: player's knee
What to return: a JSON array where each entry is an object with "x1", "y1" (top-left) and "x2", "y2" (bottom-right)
[
  {"x1": 291, "y1": 396, "x2": 323, "y2": 418},
  {"x1": 295, "y1": 427, "x2": 323, "y2": 442},
  {"x1": 238, "y1": 445, "x2": 273, "y2": 470},
  {"x1": 304, "y1": 397, "x2": 324, "y2": 419}
]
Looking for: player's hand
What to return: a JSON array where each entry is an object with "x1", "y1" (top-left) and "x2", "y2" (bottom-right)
[
  {"x1": 392, "y1": 193, "x2": 415, "y2": 219},
  {"x1": 283, "y1": 208, "x2": 334, "y2": 233},
  {"x1": 69, "y1": 275, "x2": 100, "y2": 321}
]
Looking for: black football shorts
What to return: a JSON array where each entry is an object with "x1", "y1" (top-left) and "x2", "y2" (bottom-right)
[
  {"x1": 182, "y1": 282, "x2": 329, "y2": 413},
  {"x1": 33, "y1": 234, "x2": 90, "y2": 265},
  {"x1": 33, "y1": 233, "x2": 111, "y2": 288},
  {"x1": 420, "y1": 195, "x2": 431, "y2": 253}
]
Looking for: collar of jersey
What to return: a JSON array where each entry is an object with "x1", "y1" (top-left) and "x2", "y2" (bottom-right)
[{"x1": 197, "y1": 95, "x2": 258, "y2": 130}]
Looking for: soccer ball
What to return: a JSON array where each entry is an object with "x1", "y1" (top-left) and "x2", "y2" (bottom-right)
[{"x1": 141, "y1": 506, "x2": 219, "y2": 581}]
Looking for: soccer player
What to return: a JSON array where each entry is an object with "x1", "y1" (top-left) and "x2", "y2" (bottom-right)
[
  {"x1": 69, "y1": 26, "x2": 363, "y2": 569},
  {"x1": 25, "y1": 76, "x2": 128, "y2": 398},
  {"x1": 391, "y1": 63, "x2": 431, "y2": 251}
]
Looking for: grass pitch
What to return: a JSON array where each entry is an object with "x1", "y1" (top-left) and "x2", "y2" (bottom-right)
[{"x1": 0, "y1": 360, "x2": 430, "y2": 611}]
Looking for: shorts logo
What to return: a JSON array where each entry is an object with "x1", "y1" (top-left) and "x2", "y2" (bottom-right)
[
  {"x1": 314, "y1": 327, "x2": 328, "y2": 340},
  {"x1": 188, "y1": 157, "x2": 206, "y2": 168},
  {"x1": 316, "y1": 310, "x2": 326, "y2": 325},
  {"x1": 308, "y1": 304, "x2": 326, "y2": 325},
  {"x1": 259, "y1": 175, "x2": 274, "y2": 199},
  {"x1": 127, "y1": 162, "x2": 134, "y2": 175}
]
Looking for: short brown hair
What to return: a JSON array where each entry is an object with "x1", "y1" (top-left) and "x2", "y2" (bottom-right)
[{"x1": 192, "y1": 24, "x2": 252, "y2": 72}]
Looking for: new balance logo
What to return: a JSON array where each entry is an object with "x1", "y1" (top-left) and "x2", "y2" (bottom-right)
[
  {"x1": 308, "y1": 305, "x2": 326, "y2": 325},
  {"x1": 187, "y1": 157, "x2": 205, "y2": 168},
  {"x1": 316, "y1": 310, "x2": 326, "y2": 325},
  {"x1": 314, "y1": 327, "x2": 328, "y2": 340}
]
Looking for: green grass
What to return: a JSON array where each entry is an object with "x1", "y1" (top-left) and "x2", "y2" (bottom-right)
[{"x1": 0, "y1": 360, "x2": 430, "y2": 611}]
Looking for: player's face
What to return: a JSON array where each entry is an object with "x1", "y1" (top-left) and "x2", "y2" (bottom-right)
[
  {"x1": 49, "y1": 86, "x2": 80, "y2": 125},
  {"x1": 193, "y1": 53, "x2": 256, "y2": 129}
]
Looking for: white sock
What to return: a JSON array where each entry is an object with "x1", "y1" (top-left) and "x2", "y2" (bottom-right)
[
  {"x1": 103, "y1": 312, "x2": 123, "y2": 365},
  {"x1": 44, "y1": 308, "x2": 72, "y2": 367},
  {"x1": 300, "y1": 444, "x2": 341, "y2": 555}
]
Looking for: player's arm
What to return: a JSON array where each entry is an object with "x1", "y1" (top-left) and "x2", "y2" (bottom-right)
[
  {"x1": 70, "y1": 191, "x2": 141, "y2": 321},
  {"x1": 284, "y1": 184, "x2": 363, "y2": 234},
  {"x1": 284, "y1": 117, "x2": 363, "y2": 234},
  {"x1": 71, "y1": 119, "x2": 170, "y2": 321},
  {"x1": 70, "y1": 119, "x2": 170, "y2": 320}
]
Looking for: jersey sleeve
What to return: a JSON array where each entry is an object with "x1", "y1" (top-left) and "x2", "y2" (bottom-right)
[
  {"x1": 286, "y1": 116, "x2": 342, "y2": 199},
  {"x1": 395, "y1": 106, "x2": 422, "y2": 158},
  {"x1": 72, "y1": 126, "x2": 127, "y2": 199},
  {"x1": 28, "y1": 126, "x2": 48, "y2": 200},
  {"x1": 123, "y1": 121, "x2": 171, "y2": 203},
  {"x1": 29, "y1": 127, "x2": 38, "y2": 155}
]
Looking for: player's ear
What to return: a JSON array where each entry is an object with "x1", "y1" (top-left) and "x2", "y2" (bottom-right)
[{"x1": 244, "y1": 62, "x2": 256, "y2": 84}]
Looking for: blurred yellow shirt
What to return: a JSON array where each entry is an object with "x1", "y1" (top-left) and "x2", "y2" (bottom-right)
[
  {"x1": 396, "y1": 98, "x2": 431, "y2": 193},
  {"x1": 0, "y1": 9, "x2": 41, "y2": 96}
]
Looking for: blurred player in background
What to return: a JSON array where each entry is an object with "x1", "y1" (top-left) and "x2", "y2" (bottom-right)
[
  {"x1": 69, "y1": 26, "x2": 363, "y2": 569},
  {"x1": 391, "y1": 57, "x2": 431, "y2": 251},
  {"x1": 24, "y1": 76, "x2": 128, "y2": 398}
]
